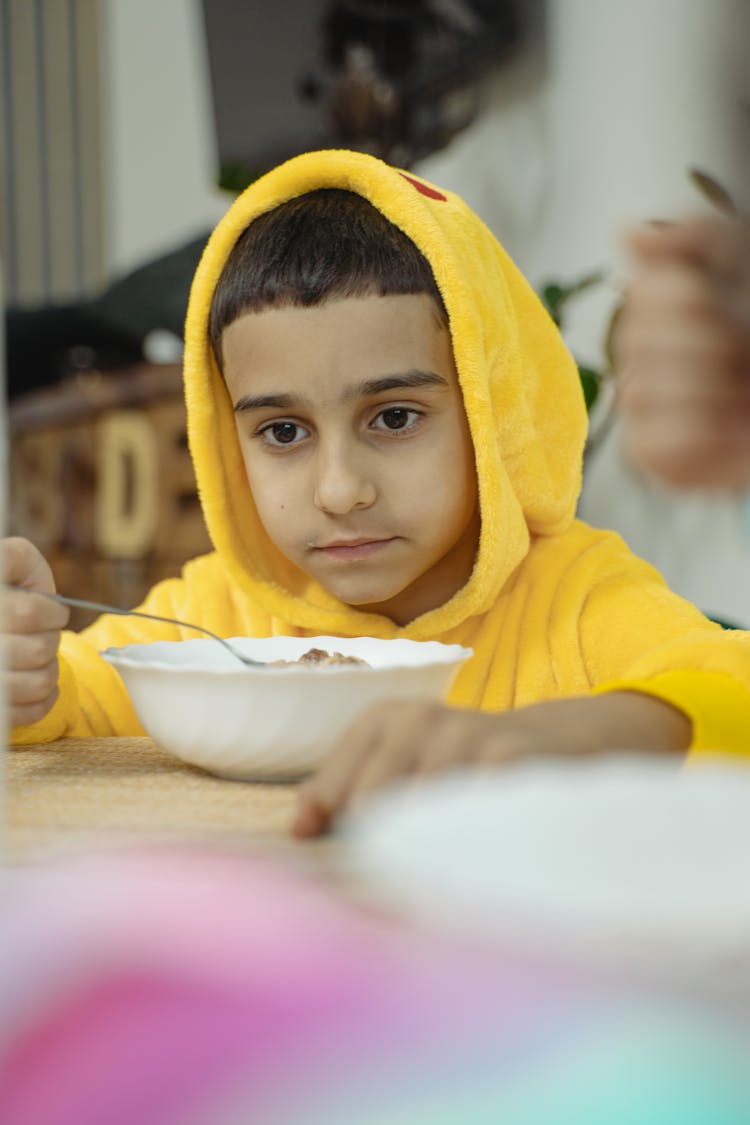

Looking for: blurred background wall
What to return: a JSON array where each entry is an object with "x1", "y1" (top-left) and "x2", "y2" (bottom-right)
[{"x1": 100, "y1": 0, "x2": 228, "y2": 277}]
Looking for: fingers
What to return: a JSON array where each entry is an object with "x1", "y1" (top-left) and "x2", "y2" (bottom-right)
[
  {"x1": 1, "y1": 536, "x2": 58, "y2": 593},
  {"x1": 292, "y1": 795, "x2": 330, "y2": 840},
  {"x1": 622, "y1": 412, "x2": 750, "y2": 490},
  {"x1": 2, "y1": 587, "x2": 69, "y2": 635},
  {"x1": 625, "y1": 218, "x2": 750, "y2": 281},
  {"x1": 293, "y1": 702, "x2": 491, "y2": 839},
  {"x1": 619, "y1": 349, "x2": 750, "y2": 416},
  {"x1": 1, "y1": 538, "x2": 67, "y2": 633},
  {"x1": 293, "y1": 704, "x2": 382, "y2": 838},
  {"x1": 6, "y1": 660, "x2": 60, "y2": 707},
  {"x1": 293, "y1": 701, "x2": 434, "y2": 839},
  {"x1": 618, "y1": 313, "x2": 750, "y2": 487},
  {"x1": 618, "y1": 260, "x2": 745, "y2": 338},
  {"x1": 1, "y1": 629, "x2": 65, "y2": 725},
  {"x1": 613, "y1": 239, "x2": 750, "y2": 489},
  {"x1": 333, "y1": 708, "x2": 422, "y2": 803},
  {"x1": 10, "y1": 687, "x2": 61, "y2": 729},
  {"x1": 4, "y1": 665, "x2": 63, "y2": 728},
  {"x1": 0, "y1": 538, "x2": 67, "y2": 729}
]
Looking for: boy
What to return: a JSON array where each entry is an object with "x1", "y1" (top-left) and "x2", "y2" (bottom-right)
[{"x1": 5, "y1": 150, "x2": 750, "y2": 839}]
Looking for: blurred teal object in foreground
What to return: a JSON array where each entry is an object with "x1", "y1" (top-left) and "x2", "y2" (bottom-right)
[{"x1": 305, "y1": 1017, "x2": 750, "y2": 1125}]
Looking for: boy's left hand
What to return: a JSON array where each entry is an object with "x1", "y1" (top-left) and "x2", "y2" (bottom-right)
[{"x1": 292, "y1": 692, "x2": 691, "y2": 838}]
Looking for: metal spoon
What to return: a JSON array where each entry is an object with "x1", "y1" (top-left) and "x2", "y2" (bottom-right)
[{"x1": 9, "y1": 588, "x2": 265, "y2": 669}]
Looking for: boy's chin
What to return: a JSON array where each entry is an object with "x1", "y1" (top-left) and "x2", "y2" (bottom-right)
[
  {"x1": 333, "y1": 581, "x2": 440, "y2": 626},
  {"x1": 324, "y1": 584, "x2": 406, "y2": 611},
  {"x1": 317, "y1": 574, "x2": 415, "y2": 615}
]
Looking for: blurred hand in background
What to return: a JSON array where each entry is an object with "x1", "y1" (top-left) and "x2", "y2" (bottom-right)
[{"x1": 615, "y1": 217, "x2": 750, "y2": 491}]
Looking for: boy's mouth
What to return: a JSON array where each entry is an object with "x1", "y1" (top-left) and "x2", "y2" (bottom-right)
[{"x1": 313, "y1": 537, "x2": 397, "y2": 561}]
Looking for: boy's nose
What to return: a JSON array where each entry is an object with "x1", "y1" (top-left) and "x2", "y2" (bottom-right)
[{"x1": 312, "y1": 446, "x2": 377, "y2": 515}]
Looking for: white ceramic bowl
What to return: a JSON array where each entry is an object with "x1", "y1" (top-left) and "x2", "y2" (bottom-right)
[{"x1": 102, "y1": 635, "x2": 472, "y2": 781}]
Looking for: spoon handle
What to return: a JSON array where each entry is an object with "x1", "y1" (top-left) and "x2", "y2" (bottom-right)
[
  {"x1": 5, "y1": 587, "x2": 260, "y2": 667},
  {"x1": 39, "y1": 590, "x2": 226, "y2": 638}
]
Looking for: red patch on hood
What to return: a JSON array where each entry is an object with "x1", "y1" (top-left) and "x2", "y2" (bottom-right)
[{"x1": 399, "y1": 173, "x2": 447, "y2": 201}]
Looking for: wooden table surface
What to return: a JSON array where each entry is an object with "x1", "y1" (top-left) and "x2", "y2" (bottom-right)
[{"x1": 5, "y1": 737, "x2": 310, "y2": 862}]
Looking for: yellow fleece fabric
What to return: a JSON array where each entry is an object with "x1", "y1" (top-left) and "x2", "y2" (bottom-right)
[{"x1": 13, "y1": 149, "x2": 750, "y2": 752}]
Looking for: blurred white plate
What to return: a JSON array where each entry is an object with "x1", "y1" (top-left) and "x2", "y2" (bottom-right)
[{"x1": 341, "y1": 754, "x2": 750, "y2": 978}]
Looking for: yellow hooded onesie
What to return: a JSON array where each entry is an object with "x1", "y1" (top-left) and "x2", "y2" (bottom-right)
[{"x1": 13, "y1": 149, "x2": 750, "y2": 753}]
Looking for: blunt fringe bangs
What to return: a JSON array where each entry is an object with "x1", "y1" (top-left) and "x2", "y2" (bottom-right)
[{"x1": 209, "y1": 189, "x2": 446, "y2": 366}]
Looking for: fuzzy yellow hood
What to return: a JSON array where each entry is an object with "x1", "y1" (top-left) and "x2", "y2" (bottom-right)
[{"x1": 183, "y1": 148, "x2": 588, "y2": 639}]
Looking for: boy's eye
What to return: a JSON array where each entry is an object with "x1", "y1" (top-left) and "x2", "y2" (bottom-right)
[
  {"x1": 258, "y1": 421, "x2": 309, "y2": 446},
  {"x1": 373, "y1": 408, "x2": 420, "y2": 432}
]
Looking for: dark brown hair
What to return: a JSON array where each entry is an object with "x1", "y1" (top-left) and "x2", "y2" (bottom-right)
[{"x1": 208, "y1": 188, "x2": 446, "y2": 367}]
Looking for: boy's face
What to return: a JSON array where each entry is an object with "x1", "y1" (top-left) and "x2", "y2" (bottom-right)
[{"x1": 221, "y1": 294, "x2": 479, "y2": 625}]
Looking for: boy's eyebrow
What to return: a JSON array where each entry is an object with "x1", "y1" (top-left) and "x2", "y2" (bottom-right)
[
  {"x1": 234, "y1": 392, "x2": 296, "y2": 412},
  {"x1": 233, "y1": 370, "x2": 449, "y2": 413},
  {"x1": 345, "y1": 370, "x2": 449, "y2": 400}
]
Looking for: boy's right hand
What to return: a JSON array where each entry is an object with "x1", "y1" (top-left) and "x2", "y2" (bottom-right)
[{"x1": 1, "y1": 537, "x2": 70, "y2": 728}]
